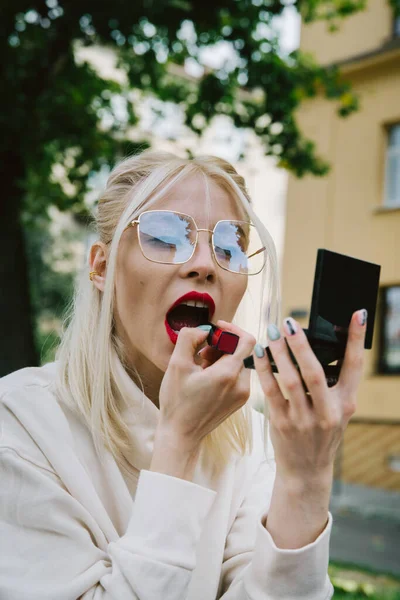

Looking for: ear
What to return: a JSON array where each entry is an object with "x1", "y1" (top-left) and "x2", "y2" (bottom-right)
[{"x1": 89, "y1": 242, "x2": 108, "y2": 292}]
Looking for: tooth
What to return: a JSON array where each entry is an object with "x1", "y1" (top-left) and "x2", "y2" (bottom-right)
[{"x1": 176, "y1": 300, "x2": 209, "y2": 309}]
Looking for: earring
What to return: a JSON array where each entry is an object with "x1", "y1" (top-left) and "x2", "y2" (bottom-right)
[{"x1": 89, "y1": 270, "x2": 99, "y2": 281}]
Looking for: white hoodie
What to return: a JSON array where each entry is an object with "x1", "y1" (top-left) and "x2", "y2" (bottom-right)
[{"x1": 0, "y1": 355, "x2": 333, "y2": 600}]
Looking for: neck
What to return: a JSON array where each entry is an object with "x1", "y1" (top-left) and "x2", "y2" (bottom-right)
[
  {"x1": 131, "y1": 366, "x2": 163, "y2": 409},
  {"x1": 115, "y1": 323, "x2": 164, "y2": 408},
  {"x1": 123, "y1": 350, "x2": 164, "y2": 409}
]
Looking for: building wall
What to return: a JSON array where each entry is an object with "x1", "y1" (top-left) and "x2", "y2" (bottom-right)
[
  {"x1": 300, "y1": 0, "x2": 393, "y2": 65},
  {"x1": 341, "y1": 421, "x2": 400, "y2": 491},
  {"x1": 282, "y1": 1, "x2": 400, "y2": 489}
]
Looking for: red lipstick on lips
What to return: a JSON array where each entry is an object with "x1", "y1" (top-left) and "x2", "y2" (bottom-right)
[
  {"x1": 165, "y1": 291, "x2": 216, "y2": 345},
  {"x1": 165, "y1": 292, "x2": 239, "y2": 354}
]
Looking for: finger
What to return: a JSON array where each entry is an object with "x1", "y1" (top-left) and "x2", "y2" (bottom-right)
[
  {"x1": 194, "y1": 349, "x2": 208, "y2": 369},
  {"x1": 337, "y1": 309, "x2": 367, "y2": 397},
  {"x1": 266, "y1": 323, "x2": 311, "y2": 420},
  {"x1": 252, "y1": 343, "x2": 286, "y2": 417},
  {"x1": 196, "y1": 346, "x2": 223, "y2": 369},
  {"x1": 172, "y1": 327, "x2": 211, "y2": 368},
  {"x1": 200, "y1": 359, "x2": 213, "y2": 369},
  {"x1": 236, "y1": 364, "x2": 252, "y2": 403},
  {"x1": 282, "y1": 317, "x2": 328, "y2": 412},
  {"x1": 197, "y1": 345, "x2": 224, "y2": 365}
]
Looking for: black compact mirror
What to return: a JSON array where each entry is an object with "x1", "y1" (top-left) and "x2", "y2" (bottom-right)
[{"x1": 244, "y1": 249, "x2": 381, "y2": 390}]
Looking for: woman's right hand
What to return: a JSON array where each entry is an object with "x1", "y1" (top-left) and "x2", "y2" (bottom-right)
[{"x1": 158, "y1": 321, "x2": 256, "y2": 451}]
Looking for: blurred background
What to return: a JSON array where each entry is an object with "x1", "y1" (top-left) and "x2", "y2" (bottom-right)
[{"x1": 1, "y1": 1, "x2": 399, "y2": 596}]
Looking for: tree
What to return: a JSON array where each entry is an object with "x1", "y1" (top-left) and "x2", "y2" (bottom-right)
[{"x1": 0, "y1": 0, "x2": 375, "y2": 376}]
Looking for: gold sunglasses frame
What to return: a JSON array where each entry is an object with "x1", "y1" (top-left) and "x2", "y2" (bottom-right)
[{"x1": 123, "y1": 209, "x2": 266, "y2": 276}]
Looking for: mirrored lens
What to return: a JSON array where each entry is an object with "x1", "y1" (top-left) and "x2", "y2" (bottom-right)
[
  {"x1": 213, "y1": 221, "x2": 266, "y2": 275},
  {"x1": 138, "y1": 211, "x2": 196, "y2": 264}
]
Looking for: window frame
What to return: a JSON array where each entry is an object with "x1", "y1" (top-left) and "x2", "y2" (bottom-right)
[
  {"x1": 383, "y1": 123, "x2": 400, "y2": 209},
  {"x1": 377, "y1": 285, "x2": 400, "y2": 375}
]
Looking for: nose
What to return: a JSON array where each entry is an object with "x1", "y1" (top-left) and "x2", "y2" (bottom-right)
[{"x1": 179, "y1": 230, "x2": 217, "y2": 282}]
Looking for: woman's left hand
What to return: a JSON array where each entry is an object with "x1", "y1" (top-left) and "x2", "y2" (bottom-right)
[{"x1": 253, "y1": 309, "x2": 367, "y2": 485}]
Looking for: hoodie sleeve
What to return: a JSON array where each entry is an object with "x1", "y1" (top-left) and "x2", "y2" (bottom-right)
[
  {"x1": 219, "y1": 449, "x2": 334, "y2": 600},
  {"x1": 0, "y1": 448, "x2": 216, "y2": 600}
]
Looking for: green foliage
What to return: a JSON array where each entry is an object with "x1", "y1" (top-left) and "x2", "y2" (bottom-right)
[
  {"x1": 23, "y1": 214, "x2": 78, "y2": 363},
  {"x1": 334, "y1": 593, "x2": 400, "y2": 599},
  {"x1": 1, "y1": 0, "x2": 368, "y2": 213},
  {"x1": 333, "y1": 589, "x2": 400, "y2": 599},
  {"x1": 35, "y1": 328, "x2": 61, "y2": 366},
  {"x1": 333, "y1": 582, "x2": 400, "y2": 598},
  {"x1": 330, "y1": 563, "x2": 400, "y2": 599},
  {"x1": 389, "y1": 0, "x2": 400, "y2": 17},
  {"x1": 298, "y1": 0, "x2": 367, "y2": 31},
  {"x1": 0, "y1": 0, "x2": 374, "y2": 361}
]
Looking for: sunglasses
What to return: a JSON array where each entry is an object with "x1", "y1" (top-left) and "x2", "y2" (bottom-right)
[{"x1": 123, "y1": 210, "x2": 266, "y2": 275}]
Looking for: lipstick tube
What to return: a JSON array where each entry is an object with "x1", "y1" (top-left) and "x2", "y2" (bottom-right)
[{"x1": 206, "y1": 323, "x2": 239, "y2": 354}]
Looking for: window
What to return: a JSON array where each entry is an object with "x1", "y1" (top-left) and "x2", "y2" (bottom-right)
[
  {"x1": 378, "y1": 286, "x2": 400, "y2": 374},
  {"x1": 394, "y1": 15, "x2": 400, "y2": 37},
  {"x1": 384, "y1": 124, "x2": 400, "y2": 208}
]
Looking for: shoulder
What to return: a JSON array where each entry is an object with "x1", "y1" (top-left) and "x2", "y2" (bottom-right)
[
  {"x1": 0, "y1": 362, "x2": 71, "y2": 468},
  {"x1": 0, "y1": 361, "x2": 59, "y2": 421},
  {"x1": 0, "y1": 361, "x2": 58, "y2": 398}
]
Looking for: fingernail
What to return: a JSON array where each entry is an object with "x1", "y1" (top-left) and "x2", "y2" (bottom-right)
[
  {"x1": 197, "y1": 324, "x2": 212, "y2": 332},
  {"x1": 283, "y1": 317, "x2": 297, "y2": 336},
  {"x1": 254, "y1": 343, "x2": 265, "y2": 358},
  {"x1": 267, "y1": 324, "x2": 281, "y2": 341},
  {"x1": 357, "y1": 309, "x2": 368, "y2": 327}
]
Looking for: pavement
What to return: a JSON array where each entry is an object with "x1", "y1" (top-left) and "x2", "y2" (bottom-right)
[
  {"x1": 331, "y1": 480, "x2": 400, "y2": 522},
  {"x1": 329, "y1": 481, "x2": 400, "y2": 577}
]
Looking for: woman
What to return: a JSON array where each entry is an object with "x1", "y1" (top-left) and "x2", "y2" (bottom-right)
[{"x1": 0, "y1": 150, "x2": 367, "y2": 599}]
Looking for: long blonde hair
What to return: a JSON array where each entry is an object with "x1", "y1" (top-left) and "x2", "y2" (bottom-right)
[{"x1": 56, "y1": 150, "x2": 280, "y2": 474}]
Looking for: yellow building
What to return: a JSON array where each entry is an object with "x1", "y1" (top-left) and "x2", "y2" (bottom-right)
[{"x1": 282, "y1": 0, "x2": 400, "y2": 491}]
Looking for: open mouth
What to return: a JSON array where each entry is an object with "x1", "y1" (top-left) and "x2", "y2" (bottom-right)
[
  {"x1": 166, "y1": 303, "x2": 210, "y2": 333},
  {"x1": 165, "y1": 293, "x2": 216, "y2": 344}
]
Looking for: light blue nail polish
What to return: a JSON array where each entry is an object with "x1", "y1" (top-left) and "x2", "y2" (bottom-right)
[
  {"x1": 197, "y1": 324, "x2": 212, "y2": 332},
  {"x1": 254, "y1": 343, "x2": 265, "y2": 358},
  {"x1": 267, "y1": 324, "x2": 281, "y2": 341}
]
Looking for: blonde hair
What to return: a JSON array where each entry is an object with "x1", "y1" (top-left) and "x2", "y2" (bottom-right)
[{"x1": 56, "y1": 150, "x2": 280, "y2": 475}]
